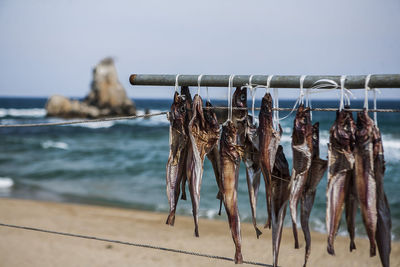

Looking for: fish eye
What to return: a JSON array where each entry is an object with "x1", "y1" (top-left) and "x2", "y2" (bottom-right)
[
  {"x1": 240, "y1": 94, "x2": 246, "y2": 101},
  {"x1": 180, "y1": 106, "x2": 185, "y2": 112}
]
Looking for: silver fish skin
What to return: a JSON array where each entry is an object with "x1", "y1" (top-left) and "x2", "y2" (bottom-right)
[
  {"x1": 373, "y1": 124, "x2": 391, "y2": 267},
  {"x1": 271, "y1": 145, "x2": 290, "y2": 267},
  {"x1": 258, "y1": 93, "x2": 281, "y2": 230},
  {"x1": 326, "y1": 109, "x2": 356, "y2": 255},
  {"x1": 220, "y1": 120, "x2": 243, "y2": 264},
  {"x1": 165, "y1": 92, "x2": 188, "y2": 225},
  {"x1": 289, "y1": 104, "x2": 313, "y2": 248},
  {"x1": 300, "y1": 122, "x2": 327, "y2": 266},
  {"x1": 180, "y1": 86, "x2": 192, "y2": 201},
  {"x1": 354, "y1": 109, "x2": 377, "y2": 257},
  {"x1": 186, "y1": 95, "x2": 220, "y2": 237},
  {"x1": 243, "y1": 115, "x2": 262, "y2": 238}
]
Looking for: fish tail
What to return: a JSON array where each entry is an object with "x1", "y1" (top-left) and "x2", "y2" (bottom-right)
[
  {"x1": 350, "y1": 240, "x2": 356, "y2": 252},
  {"x1": 292, "y1": 222, "x2": 299, "y2": 249},
  {"x1": 370, "y1": 242, "x2": 376, "y2": 257},
  {"x1": 165, "y1": 213, "x2": 175, "y2": 226},
  {"x1": 327, "y1": 237, "x2": 335, "y2": 255},
  {"x1": 180, "y1": 177, "x2": 187, "y2": 200}
]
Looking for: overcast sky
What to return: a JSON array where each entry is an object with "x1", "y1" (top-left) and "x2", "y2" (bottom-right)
[{"x1": 0, "y1": 0, "x2": 399, "y2": 100}]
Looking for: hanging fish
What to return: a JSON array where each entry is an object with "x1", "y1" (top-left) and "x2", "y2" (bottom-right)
[
  {"x1": 243, "y1": 115, "x2": 262, "y2": 238},
  {"x1": 204, "y1": 100, "x2": 224, "y2": 214},
  {"x1": 165, "y1": 92, "x2": 188, "y2": 225},
  {"x1": 372, "y1": 121, "x2": 391, "y2": 267},
  {"x1": 326, "y1": 108, "x2": 356, "y2": 255},
  {"x1": 220, "y1": 120, "x2": 243, "y2": 264},
  {"x1": 258, "y1": 93, "x2": 281, "y2": 229},
  {"x1": 186, "y1": 95, "x2": 220, "y2": 237},
  {"x1": 354, "y1": 109, "x2": 377, "y2": 257},
  {"x1": 180, "y1": 86, "x2": 192, "y2": 201},
  {"x1": 270, "y1": 145, "x2": 290, "y2": 267},
  {"x1": 289, "y1": 104, "x2": 313, "y2": 248},
  {"x1": 300, "y1": 122, "x2": 328, "y2": 266}
]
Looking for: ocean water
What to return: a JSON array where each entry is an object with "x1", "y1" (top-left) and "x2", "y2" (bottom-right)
[{"x1": 0, "y1": 96, "x2": 399, "y2": 241}]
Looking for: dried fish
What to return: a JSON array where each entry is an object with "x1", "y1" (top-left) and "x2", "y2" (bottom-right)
[
  {"x1": 258, "y1": 93, "x2": 281, "y2": 229},
  {"x1": 373, "y1": 122, "x2": 391, "y2": 267},
  {"x1": 220, "y1": 120, "x2": 243, "y2": 263},
  {"x1": 180, "y1": 86, "x2": 192, "y2": 201},
  {"x1": 289, "y1": 105, "x2": 313, "y2": 248},
  {"x1": 326, "y1": 109, "x2": 356, "y2": 255},
  {"x1": 271, "y1": 145, "x2": 290, "y2": 267},
  {"x1": 354, "y1": 109, "x2": 377, "y2": 257},
  {"x1": 300, "y1": 122, "x2": 327, "y2": 266},
  {"x1": 165, "y1": 92, "x2": 188, "y2": 225},
  {"x1": 186, "y1": 95, "x2": 220, "y2": 237},
  {"x1": 243, "y1": 115, "x2": 262, "y2": 238}
]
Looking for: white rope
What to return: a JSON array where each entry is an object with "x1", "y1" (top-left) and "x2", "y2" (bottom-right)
[
  {"x1": 197, "y1": 74, "x2": 203, "y2": 96},
  {"x1": 248, "y1": 75, "x2": 257, "y2": 122},
  {"x1": 227, "y1": 74, "x2": 235, "y2": 122},
  {"x1": 273, "y1": 88, "x2": 279, "y2": 131},
  {"x1": 206, "y1": 87, "x2": 210, "y2": 103},
  {"x1": 364, "y1": 74, "x2": 372, "y2": 110},
  {"x1": 339, "y1": 75, "x2": 346, "y2": 111},
  {"x1": 174, "y1": 74, "x2": 180, "y2": 93},
  {"x1": 299, "y1": 75, "x2": 306, "y2": 105},
  {"x1": 266, "y1": 75, "x2": 274, "y2": 93}
]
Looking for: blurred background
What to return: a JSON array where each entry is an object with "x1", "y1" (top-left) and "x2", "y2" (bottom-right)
[{"x1": 0, "y1": 0, "x2": 399, "y2": 241}]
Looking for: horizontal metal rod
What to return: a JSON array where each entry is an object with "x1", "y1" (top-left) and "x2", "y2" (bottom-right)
[
  {"x1": 204, "y1": 107, "x2": 400, "y2": 113},
  {"x1": 129, "y1": 74, "x2": 400, "y2": 89}
]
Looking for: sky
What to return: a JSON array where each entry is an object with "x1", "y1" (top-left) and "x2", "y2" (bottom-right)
[{"x1": 0, "y1": 0, "x2": 399, "y2": 100}]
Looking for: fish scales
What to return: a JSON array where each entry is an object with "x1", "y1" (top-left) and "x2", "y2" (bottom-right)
[
  {"x1": 354, "y1": 110, "x2": 377, "y2": 257},
  {"x1": 326, "y1": 109, "x2": 356, "y2": 255},
  {"x1": 258, "y1": 93, "x2": 281, "y2": 229},
  {"x1": 289, "y1": 104, "x2": 313, "y2": 248},
  {"x1": 165, "y1": 92, "x2": 188, "y2": 226},
  {"x1": 300, "y1": 122, "x2": 328, "y2": 266},
  {"x1": 186, "y1": 95, "x2": 220, "y2": 237}
]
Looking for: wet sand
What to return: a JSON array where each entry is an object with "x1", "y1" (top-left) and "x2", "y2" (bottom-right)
[{"x1": 0, "y1": 198, "x2": 398, "y2": 267}]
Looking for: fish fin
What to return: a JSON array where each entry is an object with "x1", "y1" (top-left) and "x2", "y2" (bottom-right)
[
  {"x1": 218, "y1": 198, "x2": 223, "y2": 216},
  {"x1": 256, "y1": 227, "x2": 262, "y2": 239},
  {"x1": 181, "y1": 191, "x2": 187, "y2": 200}
]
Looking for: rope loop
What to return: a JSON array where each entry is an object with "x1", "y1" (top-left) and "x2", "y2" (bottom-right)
[
  {"x1": 339, "y1": 75, "x2": 346, "y2": 110},
  {"x1": 197, "y1": 74, "x2": 203, "y2": 96},
  {"x1": 364, "y1": 74, "x2": 372, "y2": 110},
  {"x1": 174, "y1": 74, "x2": 180, "y2": 93}
]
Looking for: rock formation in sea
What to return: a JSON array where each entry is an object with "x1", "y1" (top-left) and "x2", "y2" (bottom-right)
[{"x1": 46, "y1": 58, "x2": 136, "y2": 118}]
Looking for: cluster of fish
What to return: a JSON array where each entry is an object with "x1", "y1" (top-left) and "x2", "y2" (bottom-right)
[
  {"x1": 326, "y1": 108, "x2": 391, "y2": 267},
  {"x1": 165, "y1": 87, "x2": 391, "y2": 267}
]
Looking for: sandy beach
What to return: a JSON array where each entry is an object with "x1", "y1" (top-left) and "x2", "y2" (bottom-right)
[{"x1": 0, "y1": 198, "x2": 398, "y2": 267}]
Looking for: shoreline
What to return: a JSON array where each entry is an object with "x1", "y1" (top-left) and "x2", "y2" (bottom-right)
[{"x1": 0, "y1": 198, "x2": 398, "y2": 267}]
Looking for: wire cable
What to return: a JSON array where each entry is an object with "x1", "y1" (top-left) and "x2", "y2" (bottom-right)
[{"x1": 0, "y1": 222, "x2": 272, "y2": 267}]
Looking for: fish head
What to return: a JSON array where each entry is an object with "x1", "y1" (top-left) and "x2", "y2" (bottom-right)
[
  {"x1": 204, "y1": 101, "x2": 220, "y2": 132},
  {"x1": 221, "y1": 120, "x2": 237, "y2": 145},
  {"x1": 232, "y1": 86, "x2": 247, "y2": 119},
  {"x1": 192, "y1": 94, "x2": 206, "y2": 128},
  {"x1": 181, "y1": 86, "x2": 192, "y2": 103},
  {"x1": 258, "y1": 93, "x2": 273, "y2": 129},
  {"x1": 356, "y1": 109, "x2": 374, "y2": 144},
  {"x1": 292, "y1": 104, "x2": 312, "y2": 143},
  {"x1": 170, "y1": 92, "x2": 186, "y2": 130},
  {"x1": 332, "y1": 109, "x2": 356, "y2": 150}
]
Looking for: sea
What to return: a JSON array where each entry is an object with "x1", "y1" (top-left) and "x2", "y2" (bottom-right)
[{"x1": 0, "y1": 96, "x2": 399, "y2": 241}]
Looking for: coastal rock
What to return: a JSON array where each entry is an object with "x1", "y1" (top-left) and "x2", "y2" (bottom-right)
[{"x1": 46, "y1": 58, "x2": 136, "y2": 118}]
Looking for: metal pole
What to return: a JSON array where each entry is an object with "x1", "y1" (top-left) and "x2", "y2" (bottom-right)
[{"x1": 129, "y1": 74, "x2": 400, "y2": 89}]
